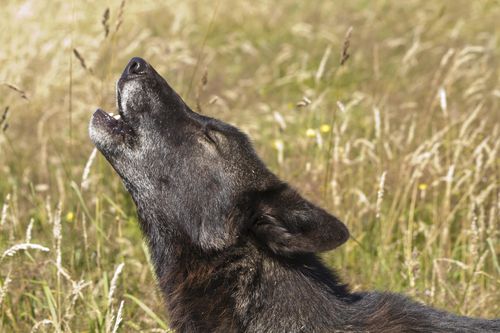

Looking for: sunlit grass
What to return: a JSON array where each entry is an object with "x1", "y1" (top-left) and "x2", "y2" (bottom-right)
[{"x1": 0, "y1": 0, "x2": 499, "y2": 331}]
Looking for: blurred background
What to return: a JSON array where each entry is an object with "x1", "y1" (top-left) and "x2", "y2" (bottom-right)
[{"x1": 0, "y1": 0, "x2": 499, "y2": 331}]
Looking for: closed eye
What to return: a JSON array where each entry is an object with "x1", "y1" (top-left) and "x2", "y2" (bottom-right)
[
  {"x1": 198, "y1": 127, "x2": 223, "y2": 155},
  {"x1": 204, "y1": 129, "x2": 218, "y2": 146}
]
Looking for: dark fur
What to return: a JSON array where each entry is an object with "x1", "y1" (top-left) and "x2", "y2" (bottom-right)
[{"x1": 89, "y1": 58, "x2": 499, "y2": 332}]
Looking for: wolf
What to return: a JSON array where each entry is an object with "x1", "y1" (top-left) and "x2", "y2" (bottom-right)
[{"x1": 89, "y1": 57, "x2": 499, "y2": 332}]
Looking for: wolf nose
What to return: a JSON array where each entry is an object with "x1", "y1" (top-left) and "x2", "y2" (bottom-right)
[{"x1": 127, "y1": 57, "x2": 147, "y2": 75}]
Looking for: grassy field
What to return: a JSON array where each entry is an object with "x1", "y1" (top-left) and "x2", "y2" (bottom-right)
[{"x1": 1, "y1": 0, "x2": 499, "y2": 331}]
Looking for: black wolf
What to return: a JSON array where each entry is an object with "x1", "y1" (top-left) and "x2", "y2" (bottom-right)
[{"x1": 89, "y1": 57, "x2": 499, "y2": 332}]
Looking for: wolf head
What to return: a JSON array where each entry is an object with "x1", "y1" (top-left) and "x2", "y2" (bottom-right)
[{"x1": 89, "y1": 57, "x2": 349, "y2": 254}]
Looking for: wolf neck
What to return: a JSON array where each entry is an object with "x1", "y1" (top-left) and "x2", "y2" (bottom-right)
[
  {"x1": 135, "y1": 212, "x2": 239, "y2": 331},
  {"x1": 134, "y1": 208, "x2": 178, "y2": 278}
]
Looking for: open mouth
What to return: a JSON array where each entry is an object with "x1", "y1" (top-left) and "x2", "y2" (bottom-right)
[
  {"x1": 90, "y1": 102, "x2": 135, "y2": 153},
  {"x1": 92, "y1": 101, "x2": 134, "y2": 134}
]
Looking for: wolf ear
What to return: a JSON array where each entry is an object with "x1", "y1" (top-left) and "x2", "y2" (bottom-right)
[{"x1": 252, "y1": 187, "x2": 349, "y2": 255}]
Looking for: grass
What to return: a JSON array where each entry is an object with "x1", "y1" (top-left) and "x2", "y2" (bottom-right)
[{"x1": 0, "y1": 0, "x2": 499, "y2": 331}]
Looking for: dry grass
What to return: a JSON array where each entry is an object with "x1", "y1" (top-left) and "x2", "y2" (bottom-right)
[{"x1": 0, "y1": 0, "x2": 499, "y2": 331}]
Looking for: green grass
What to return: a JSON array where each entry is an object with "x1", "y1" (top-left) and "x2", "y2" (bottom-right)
[{"x1": 0, "y1": 0, "x2": 499, "y2": 331}]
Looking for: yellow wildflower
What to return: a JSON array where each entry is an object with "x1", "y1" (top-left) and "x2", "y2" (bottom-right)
[
  {"x1": 320, "y1": 124, "x2": 331, "y2": 133},
  {"x1": 418, "y1": 183, "x2": 428, "y2": 191},
  {"x1": 66, "y1": 211, "x2": 75, "y2": 222}
]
